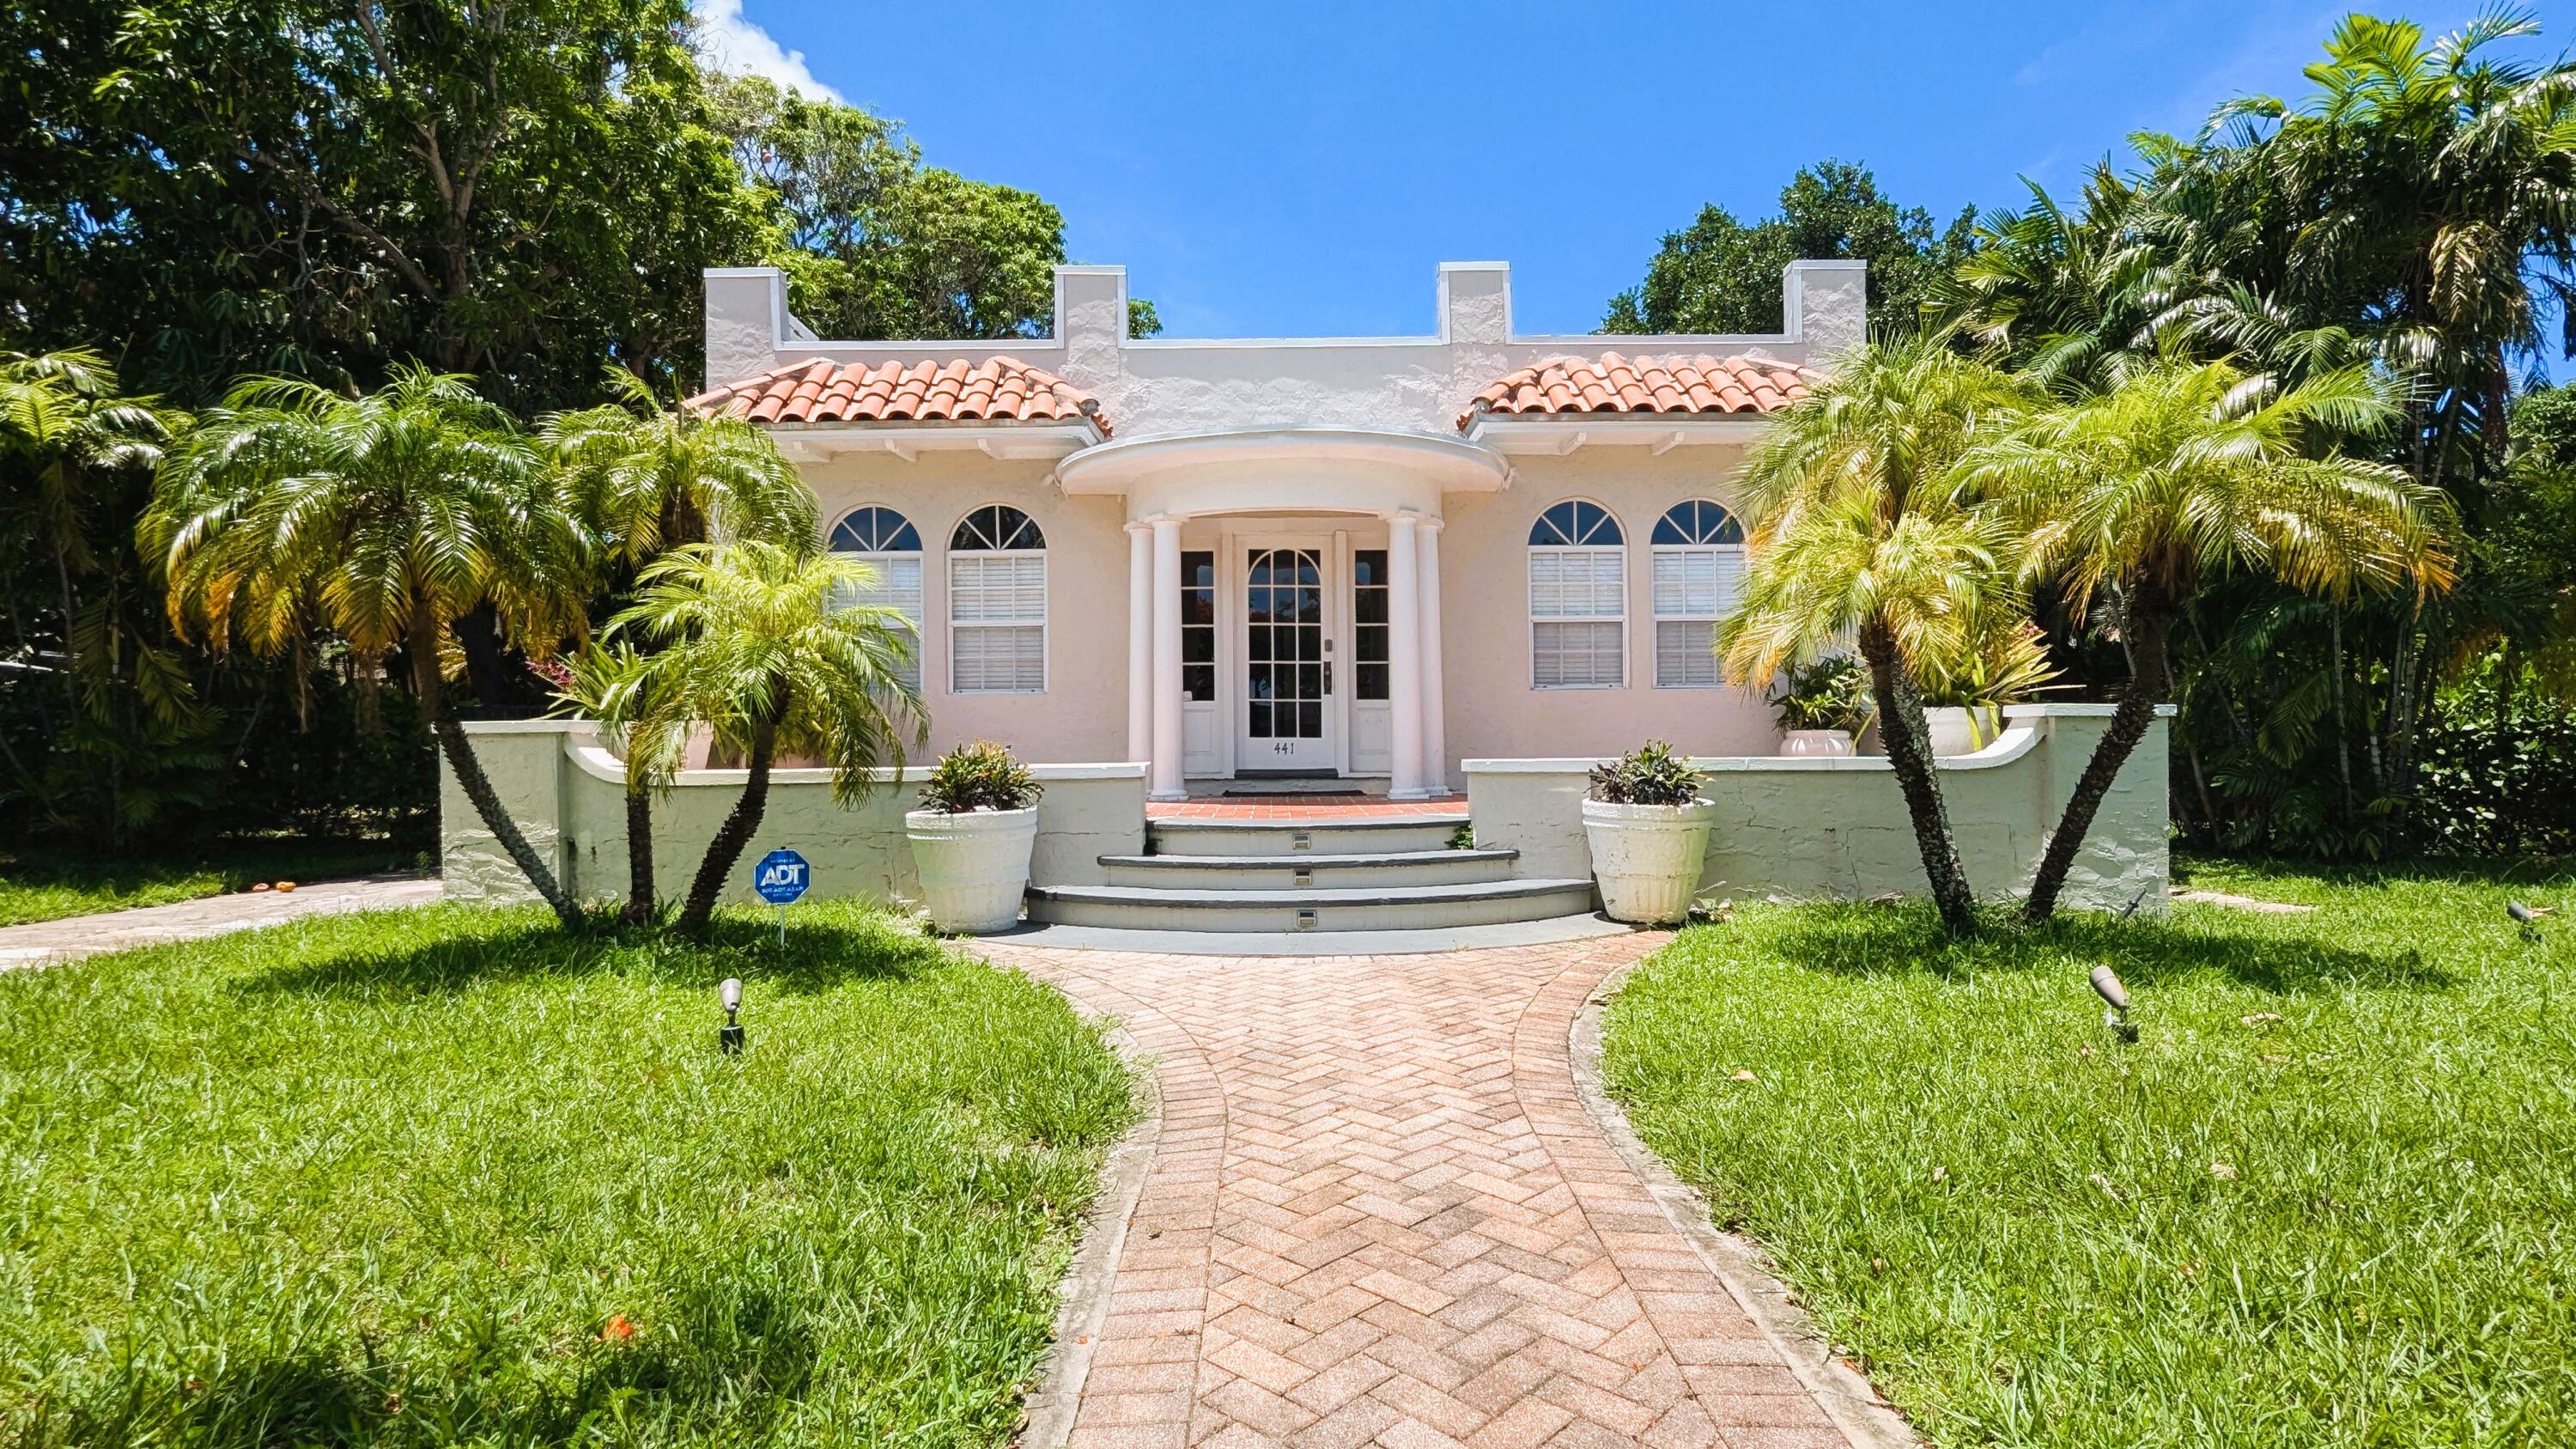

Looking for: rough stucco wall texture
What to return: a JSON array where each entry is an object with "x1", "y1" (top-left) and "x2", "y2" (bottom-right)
[
  {"x1": 1463, "y1": 709, "x2": 2172, "y2": 914},
  {"x1": 440, "y1": 721, "x2": 1146, "y2": 909}
]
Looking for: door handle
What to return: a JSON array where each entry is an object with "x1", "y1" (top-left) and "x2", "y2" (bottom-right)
[{"x1": 1323, "y1": 662, "x2": 1333, "y2": 695}]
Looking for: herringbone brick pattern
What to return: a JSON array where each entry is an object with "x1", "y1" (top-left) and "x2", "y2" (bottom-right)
[{"x1": 982, "y1": 937, "x2": 1863, "y2": 1449}]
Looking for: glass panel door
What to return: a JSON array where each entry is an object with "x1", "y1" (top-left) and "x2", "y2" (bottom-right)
[{"x1": 1239, "y1": 546, "x2": 1334, "y2": 770}]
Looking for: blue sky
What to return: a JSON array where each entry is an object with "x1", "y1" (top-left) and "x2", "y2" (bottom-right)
[{"x1": 702, "y1": 1, "x2": 2543, "y2": 341}]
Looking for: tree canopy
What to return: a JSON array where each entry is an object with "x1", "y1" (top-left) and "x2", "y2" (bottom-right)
[{"x1": 1603, "y1": 161, "x2": 1978, "y2": 337}]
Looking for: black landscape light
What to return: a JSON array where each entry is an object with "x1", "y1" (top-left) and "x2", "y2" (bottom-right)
[
  {"x1": 2090, "y1": 965, "x2": 2139, "y2": 1044},
  {"x1": 2508, "y1": 900, "x2": 2553, "y2": 944},
  {"x1": 719, "y1": 977, "x2": 745, "y2": 1055}
]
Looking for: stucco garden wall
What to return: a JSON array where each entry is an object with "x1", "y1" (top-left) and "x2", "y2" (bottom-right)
[
  {"x1": 1463, "y1": 705, "x2": 2172, "y2": 914},
  {"x1": 440, "y1": 720, "x2": 1145, "y2": 909}
]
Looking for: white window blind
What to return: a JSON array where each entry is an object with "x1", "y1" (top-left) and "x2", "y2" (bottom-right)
[
  {"x1": 835, "y1": 554, "x2": 924, "y2": 690},
  {"x1": 1651, "y1": 547, "x2": 1744, "y2": 687},
  {"x1": 949, "y1": 553, "x2": 1046, "y2": 692},
  {"x1": 1529, "y1": 549, "x2": 1626, "y2": 688}
]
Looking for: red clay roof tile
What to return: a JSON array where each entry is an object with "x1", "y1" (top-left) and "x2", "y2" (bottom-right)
[
  {"x1": 687, "y1": 356, "x2": 1109, "y2": 435},
  {"x1": 1460, "y1": 353, "x2": 1817, "y2": 428}
]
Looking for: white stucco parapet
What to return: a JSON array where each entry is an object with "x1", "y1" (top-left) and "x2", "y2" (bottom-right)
[{"x1": 702, "y1": 259, "x2": 1866, "y2": 442}]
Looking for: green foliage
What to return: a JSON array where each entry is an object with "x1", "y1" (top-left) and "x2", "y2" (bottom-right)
[
  {"x1": 0, "y1": 900, "x2": 1135, "y2": 1446},
  {"x1": 545, "y1": 367, "x2": 817, "y2": 567},
  {"x1": 1912, "y1": 618, "x2": 2061, "y2": 710},
  {"x1": 1606, "y1": 859, "x2": 2576, "y2": 1446},
  {"x1": 918, "y1": 740, "x2": 1043, "y2": 814},
  {"x1": 709, "y1": 72, "x2": 1071, "y2": 342},
  {"x1": 4, "y1": 0, "x2": 764, "y2": 410},
  {"x1": 1603, "y1": 160, "x2": 1978, "y2": 337},
  {"x1": 1771, "y1": 655, "x2": 1873, "y2": 734},
  {"x1": 2415, "y1": 678, "x2": 2576, "y2": 857},
  {"x1": 1587, "y1": 740, "x2": 1702, "y2": 807}
]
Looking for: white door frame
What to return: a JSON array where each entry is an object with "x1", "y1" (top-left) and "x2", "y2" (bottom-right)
[{"x1": 1222, "y1": 523, "x2": 1340, "y2": 776}]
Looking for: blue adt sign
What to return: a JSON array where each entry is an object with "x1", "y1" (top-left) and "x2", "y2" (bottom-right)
[{"x1": 754, "y1": 849, "x2": 810, "y2": 905}]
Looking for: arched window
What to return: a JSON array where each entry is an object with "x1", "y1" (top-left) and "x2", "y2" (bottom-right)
[
  {"x1": 947, "y1": 505, "x2": 1047, "y2": 694},
  {"x1": 1527, "y1": 501, "x2": 1625, "y2": 689},
  {"x1": 1650, "y1": 500, "x2": 1746, "y2": 688},
  {"x1": 827, "y1": 507, "x2": 922, "y2": 689}
]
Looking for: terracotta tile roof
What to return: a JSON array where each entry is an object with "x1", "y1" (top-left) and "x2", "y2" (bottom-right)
[
  {"x1": 1460, "y1": 352, "x2": 1817, "y2": 428},
  {"x1": 687, "y1": 356, "x2": 1108, "y2": 433}
]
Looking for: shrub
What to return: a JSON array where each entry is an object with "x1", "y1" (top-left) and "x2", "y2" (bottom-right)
[
  {"x1": 1772, "y1": 656, "x2": 1873, "y2": 734},
  {"x1": 1589, "y1": 740, "x2": 1703, "y2": 807},
  {"x1": 2415, "y1": 683, "x2": 2576, "y2": 857},
  {"x1": 918, "y1": 740, "x2": 1042, "y2": 813}
]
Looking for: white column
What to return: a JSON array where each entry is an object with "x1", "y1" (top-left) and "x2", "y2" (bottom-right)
[
  {"x1": 1126, "y1": 523, "x2": 1151, "y2": 765},
  {"x1": 1151, "y1": 518, "x2": 1186, "y2": 801},
  {"x1": 1386, "y1": 513, "x2": 1425, "y2": 799},
  {"x1": 1416, "y1": 518, "x2": 1447, "y2": 796}
]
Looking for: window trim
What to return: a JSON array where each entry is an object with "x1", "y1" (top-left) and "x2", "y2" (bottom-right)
[
  {"x1": 1648, "y1": 499, "x2": 1746, "y2": 691},
  {"x1": 1527, "y1": 500, "x2": 1629, "y2": 692},
  {"x1": 946, "y1": 504, "x2": 1048, "y2": 697},
  {"x1": 826, "y1": 507, "x2": 925, "y2": 690}
]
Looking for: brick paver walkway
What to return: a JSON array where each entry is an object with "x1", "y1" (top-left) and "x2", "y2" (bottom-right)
[
  {"x1": 0, "y1": 874, "x2": 440, "y2": 971},
  {"x1": 982, "y1": 935, "x2": 1882, "y2": 1449}
]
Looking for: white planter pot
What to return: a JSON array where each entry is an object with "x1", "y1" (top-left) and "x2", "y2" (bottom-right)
[
  {"x1": 1777, "y1": 729, "x2": 1857, "y2": 758},
  {"x1": 905, "y1": 807, "x2": 1038, "y2": 934},
  {"x1": 1924, "y1": 705, "x2": 2007, "y2": 758},
  {"x1": 1581, "y1": 798, "x2": 1718, "y2": 925}
]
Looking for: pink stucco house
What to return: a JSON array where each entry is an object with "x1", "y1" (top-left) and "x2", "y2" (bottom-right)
[{"x1": 689, "y1": 258, "x2": 1868, "y2": 799}]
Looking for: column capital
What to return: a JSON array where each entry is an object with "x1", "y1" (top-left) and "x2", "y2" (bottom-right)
[{"x1": 1415, "y1": 515, "x2": 1447, "y2": 534}]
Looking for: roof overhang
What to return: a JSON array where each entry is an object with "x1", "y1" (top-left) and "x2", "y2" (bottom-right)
[
  {"x1": 1460, "y1": 416, "x2": 1771, "y2": 455},
  {"x1": 1058, "y1": 427, "x2": 1510, "y2": 520},
  {"x1": 763, "y1": 418, "x2": 1105, "y2": 465}
]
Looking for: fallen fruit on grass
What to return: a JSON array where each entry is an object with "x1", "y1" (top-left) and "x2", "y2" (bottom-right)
[
  {"x1": 602, "y1": 1313, "x2": 634, "y2": 1341},
  {"x1": 275, "y1": 880, "x2": 297, "y2": 892},
  {"x1": 250, "y1": 883, "x2": 271, "y2": 892}
]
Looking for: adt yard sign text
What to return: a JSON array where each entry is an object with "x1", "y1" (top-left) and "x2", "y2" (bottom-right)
[{"x1": 755, "y1": 849, "x2": 810, "y2": 905}]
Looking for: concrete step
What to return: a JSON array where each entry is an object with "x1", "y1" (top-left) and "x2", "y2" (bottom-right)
[
  {"x1": 1098, "y1": 847, "x2": 1520, "y2": 890},
  {"x1": 1024, "y1": 877, "x2": 1595, "y2": 933},
  {"x1": 1145, "y1": 814, "x2": 1471, "y2": 858}
]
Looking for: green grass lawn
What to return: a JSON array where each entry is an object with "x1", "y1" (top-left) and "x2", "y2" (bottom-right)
[
  {"x1": 0, "y1": 900, "x2": 1133, "y2": 1447},
  {"x1": 0, "y1": 838, "x2": 421, "y2": 927},
  {"x1": 1604, "y1": 857, "x2": 2576, "y2": 1447}
]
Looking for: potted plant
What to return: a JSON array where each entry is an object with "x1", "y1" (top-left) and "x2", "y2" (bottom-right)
[
  {"x1": 1917, "y1": 620, "x2": 2061, "y2": 757},
  {"x1": 905, "y1": 740, "x2": 1044, "y2": 934},
  {"x1": 1771, "y1": 656, "x2": 1871, "y2": 758},
  {"x1": 1582, "y1": 740, "x2": 1716, "y2": 924}
]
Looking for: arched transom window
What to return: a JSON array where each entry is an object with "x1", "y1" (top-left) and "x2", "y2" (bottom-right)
[
  {"x1": 1649, "y1": 500, "x2": 1747, "y2": 688},
  {"x1": 1527, "y1": 500, "x2": 1625, "y2": 689},
  {"x1": 827, "y1": 507, "x2": 923, "y2": 688},
  {"x1": 947, "y1": 504, "x2": 1047, "y2": 694}
]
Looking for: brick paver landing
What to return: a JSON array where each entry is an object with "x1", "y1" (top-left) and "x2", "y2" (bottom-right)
[{"x1": 983, "y1": 936, "x2": 1876, "y2": 1449}]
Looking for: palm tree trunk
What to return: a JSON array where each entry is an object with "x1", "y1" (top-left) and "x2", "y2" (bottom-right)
[
  {"x1": 1858, "y1": 617, "x2": 1978, "y2": 934},
  {"x1": 2023, "y1": 597, "x2": 2171, "y2": 923},
  {"x1": 410, "y1": 611, "x2": 582, "y2": 929},
  {"x1": 621, "y1": 781, "x2": 655, "y2": 924},
  {"x1": 676, "y1": 708, "x2": 782, "y2": 934}
]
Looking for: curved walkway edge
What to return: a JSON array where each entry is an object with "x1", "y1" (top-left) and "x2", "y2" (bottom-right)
[
  {"x1": 0, "y1": 874, "x2": 441, "y2": 971},
  {"x1": 985, "y1": 935, "x2": 1918, "y2": 1449}
]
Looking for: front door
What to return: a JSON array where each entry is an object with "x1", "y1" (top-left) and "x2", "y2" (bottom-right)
[{"x1": 1239, "y1": 545, "x2": 1334, "y2": 771}]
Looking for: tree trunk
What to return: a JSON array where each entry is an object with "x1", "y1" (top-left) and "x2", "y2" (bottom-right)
[
  {"x1": 2023, "y1": 593, "x2": 2172, "y2": 923},
  {"x1": 676, "y1": 708, "x2": 782, "y2": 934},
  {"x1": 411, "y1": 609, "x2": 582, "y2": 929},
  {"x1": 1857, "y1": 617, "x2": 1978, "y2": 934},
  {"x1": 621, "y1": 782, "x2": 655, "y2": 925}
]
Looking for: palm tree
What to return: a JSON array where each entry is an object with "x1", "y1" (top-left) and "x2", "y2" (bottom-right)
[
  {"x1": 548, "y1": 642, "x2": 678, "y2": 925},
  {"x1": 1, "y1": 350, "x2": 173, "y2": 713},
  {"x1": 143, "y1": 366, "x2": 593, "y2": 928},
  {"x1": 543, "y1": 368, "x2": 815, "y2": 566},
  {"x1": 1719, "y1": 338, "x2": 2036, "y2": 933},
  {"x1": 611, "y1": 541, "x2": 925, "y2": 934},
  {"x1": 1967, "y1": 358, "x2": 2454, "y2": 920}
]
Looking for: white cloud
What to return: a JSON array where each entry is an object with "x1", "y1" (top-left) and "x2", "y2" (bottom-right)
[{"x1": 693, "y1": 0, "x2": 844, "y2": 102}]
